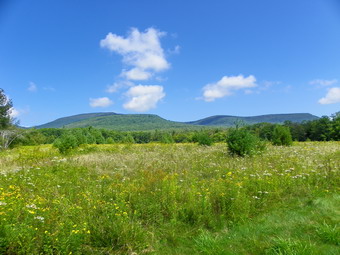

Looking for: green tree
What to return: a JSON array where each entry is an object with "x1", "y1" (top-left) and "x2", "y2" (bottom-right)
[
  {"x1": 272, "y1": 125, "x2": 293, "y2": 146},
  {"x1": 331, "y1": 112, "x2": 340, "y2": 140},
  {"x1": 0, "y1": 88, "x2": 24, "y2": 150},
  {"x1": 123, "y1": 133, "x2": 135, "y2": 144},
  {"x1": 309, "y1": 117, "x2": 332, "y2": 141},
  {"x1": 195, "y1": 132, "x2": 213, "y2": 146},
  {"x1": 160, "y1": 133, "x2": 174, "y2": 144},
  {"x1": 53, "y1": 133, "x2": 78, "y2": 154},
  {"x1": 227, "y1": 128, "x2": 265, "y2": 156},
  {"x1": 0, "y1": 88, "x2": 13, "y2": 129}
]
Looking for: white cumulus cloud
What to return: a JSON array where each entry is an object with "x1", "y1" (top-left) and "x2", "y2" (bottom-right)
[
  {"x1": 123, "y1": 85, "x2": 165, "y2": 112},
  {"x1": 121, "y1": 68, "x2": 152, "y2": 80},
  {"x1": 100, "y1": 27, "x2": 169, "y2": 80},
  {"x1": 310, "y1": 79, "x2": 338, "y2": 87},
  {"x1": 202, "y1": 75, "x2": 257, "y2": 102},
  {"x1": 89, "y1": 97, "x2": 113, "y2": 108},
  {"x1": 318, "y1": 87, "x2": 340, "y2": 104},
  {"x1": 28, "y1": 82, "x2": 37, "y2": 92},
  {"x1": 9, "y1": 107, "x2": 20, "y2": 118}
]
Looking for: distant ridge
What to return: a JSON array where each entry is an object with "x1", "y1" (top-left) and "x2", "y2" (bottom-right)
[
  {"x1": 34, "y1": 112, "x2": 320, "y2": 131},
  {"x1": 186, "y1": 113, "x2": 319, "y2": 126}
]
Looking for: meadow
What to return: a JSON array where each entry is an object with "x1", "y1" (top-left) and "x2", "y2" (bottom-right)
[{"x1": 0, "y1": 142, "x2": 339, "y2": 254}]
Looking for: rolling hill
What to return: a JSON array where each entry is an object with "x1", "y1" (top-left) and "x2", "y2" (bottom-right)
[
  {"x1": 186, "y1": 113, "x2": 319, "y2": 126},
  {"x1": 35, "y1": 112, "x2": 118, "y2": 129},
  {"x1": 35, "y1": 113, "x2": 197, "y2": 131},
  {"x1": 34, "y1": 112, "x2": 320, "y2": 131},
  {"x1": 63, "y1": 114, "x2": 195, "y2": 131}
]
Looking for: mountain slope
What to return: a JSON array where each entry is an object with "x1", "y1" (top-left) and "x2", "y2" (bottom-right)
[
  {"x1": 187, "y1": 113, "x2": 319, "y2": 126},
  {"x1": 64, "y1": 114, "x2": 195, "y2": 131},
  {"x1": 35, "y1": 112, "x2": 118, "y2": 129}
]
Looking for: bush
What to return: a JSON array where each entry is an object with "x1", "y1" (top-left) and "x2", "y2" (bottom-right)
[
  {"x1": 160, "y1": 133, "x2": 174, "y2": 144},
  {"x1": 272, "y1": 125, "x2": 293, "y2": 146},
  {"x1": 227, "y1": 128, "x2": 265, "y2": 156},
  {"x1": 195, "y1": 132, "x2": 213, "y2": 146},
  {"x1": 53, "y1": 134, "x2": 78, "y2": 154}
]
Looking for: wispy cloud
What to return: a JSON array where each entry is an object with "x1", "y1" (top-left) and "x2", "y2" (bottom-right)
[
  {"x1": 43, "y1": 87, "x2": 56, "y2": 92},
  {"x1": 310, "y1": 79, "x2": 338, "y2": 87},
  {"x1": 27, "y1": 82, "x2": 37, "y2": 92},
  {"x1": 101, "y1": 27, "x2": 169, "y2": 81},
  {"x1": 89, "y1": 97, "x2": 113, "y2": 108},
  {"x1": 318, "y1": 87, "x2": 340, "y2": 104},
  {"x1": 202, "y1": 75, "x2": 257, "y2": 102},
  {"x1": 106, "y1": 81, "x2": 134, "y2": 93},
  {"x1": 123, "y1": 85, "x2": 165, "y2": 112}
]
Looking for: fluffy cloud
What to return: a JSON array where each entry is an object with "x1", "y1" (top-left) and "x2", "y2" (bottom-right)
[
  {"x1": 202, "y1": 75, "x2": 257, "y2": 102},
  {"x1": 310, "y1": 79, "x2": 338, "y2": 87},
  {"x1": 89, "y1": 97, "x2": 113, "y2": 108},
  {"x1": 123, "y1": 85, "x2": 165, "y2": 112},
  {"x1": 121, "y1": 68, "x2": 152, "y2": 80},
  {"x1": 9, "y1": 107, "x2": 20, "y2": 118},
  {"x1": 28, "y1": 82, "x2": 37, "y2": 92},
  {"x1": 100, "y1": 27, "x2": 169, "y2": 80},
  {"x1": 318, "y1": 87, "x2": 340, "y2": 104}
]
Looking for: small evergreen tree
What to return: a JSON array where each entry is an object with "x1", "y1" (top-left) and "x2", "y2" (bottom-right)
[
  {"x1": 227, "y1": 128, "x2": 265, "y2": 156},
  {"x1": 194, "y1": 132, "x2": 213, "y2": 146},
  {"x1": 53, "y1": 133, "x2": 78, "y2": 154},
  {"x1": 0, "y1": 88, "x2": 13, "y2": 129},
  {"x1": 160, "y1": 133, "x2": 174, "y2": 144},
  {"x1": 123, "y1": 133, "x2": 135, "y2": 144},
  {"x1": 272, "y1": 125, "x2": 293, "y2": 146}
]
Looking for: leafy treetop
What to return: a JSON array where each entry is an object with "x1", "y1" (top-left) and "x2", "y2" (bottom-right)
[{"x1": 0, "y1": 88, "x2": 13, "y2": 129}]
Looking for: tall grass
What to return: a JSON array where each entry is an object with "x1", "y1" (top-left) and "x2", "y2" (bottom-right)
[{"x1": 0, "y1": 142, "x2": 339, "y2": 254}]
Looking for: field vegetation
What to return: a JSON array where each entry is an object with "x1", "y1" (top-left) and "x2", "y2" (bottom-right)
[{"x1": 0, "y1": 142, "x2": 339, "y2": 254}]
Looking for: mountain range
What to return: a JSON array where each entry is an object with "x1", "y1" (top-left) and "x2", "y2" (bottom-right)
[{"x1": 34, "y1": 112, "x2": 319, "y2": 131}]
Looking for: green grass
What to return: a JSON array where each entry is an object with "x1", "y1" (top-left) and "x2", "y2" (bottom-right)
[{"x1": 0, "y1": 142, "x2": 339, "y2": 254}]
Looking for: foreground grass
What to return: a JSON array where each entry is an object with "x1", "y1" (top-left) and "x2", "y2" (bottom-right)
[{"x1": 0, "y1": 142, "x2": 339, "y2": 254}]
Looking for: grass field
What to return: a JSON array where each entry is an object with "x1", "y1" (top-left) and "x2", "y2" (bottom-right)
[{"x1": 0, "y1": 142, "x2": 339, "y2": 254}]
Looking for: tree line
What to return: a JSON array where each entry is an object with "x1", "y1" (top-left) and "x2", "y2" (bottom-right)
[{"x1": 245, "y1": 113, "x2": 340, "y2": 142}]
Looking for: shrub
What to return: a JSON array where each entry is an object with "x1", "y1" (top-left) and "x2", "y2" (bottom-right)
[
  {"x1": 160, "y1": 133, "x2": 174, "y2": 144},
  {"x1": 122, "y1": 133, "x2": 135, "y2": 144},
  {"x1": 53, "y1": 134, "x2": 78, "y2": 154},
  {"x1": 272, "y1": 125, "x2": 293, "y2": 146},
  {"x1": 195, "y1": 132, "x2": 213, "y2": 146},
  {"x1": 227, "y1": 128, "x2": 265, "y2": 156}
]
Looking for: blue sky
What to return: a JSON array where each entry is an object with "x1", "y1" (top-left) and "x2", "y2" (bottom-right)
[{"x1": 1, "y1": 0, "x2": 340, "y2": 127}]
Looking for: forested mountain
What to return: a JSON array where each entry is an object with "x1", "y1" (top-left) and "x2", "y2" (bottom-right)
[
  {"x1": 36, "y1": 112, "x2": 118, "y2": 129},
  {"x1": 36, "y1": 113, "x2": 196, "y2": 131},
  {"x1": 61, "y1": 114, "x2": 194, "y2": 131},
  {"x1": 34, "y1": 112, "x2": 319, "y2": 130},
  {"x1": 187, "y1": 113, "x2": 319, "y2": 126}
]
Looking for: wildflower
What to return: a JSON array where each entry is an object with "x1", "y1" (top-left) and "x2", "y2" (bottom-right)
[
  {"x1": 34, "y1": 216, "x2": 45, "y2": 222},
  {"x1": 26, "y1": 204, "x2": 38, "y2": 209}
]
